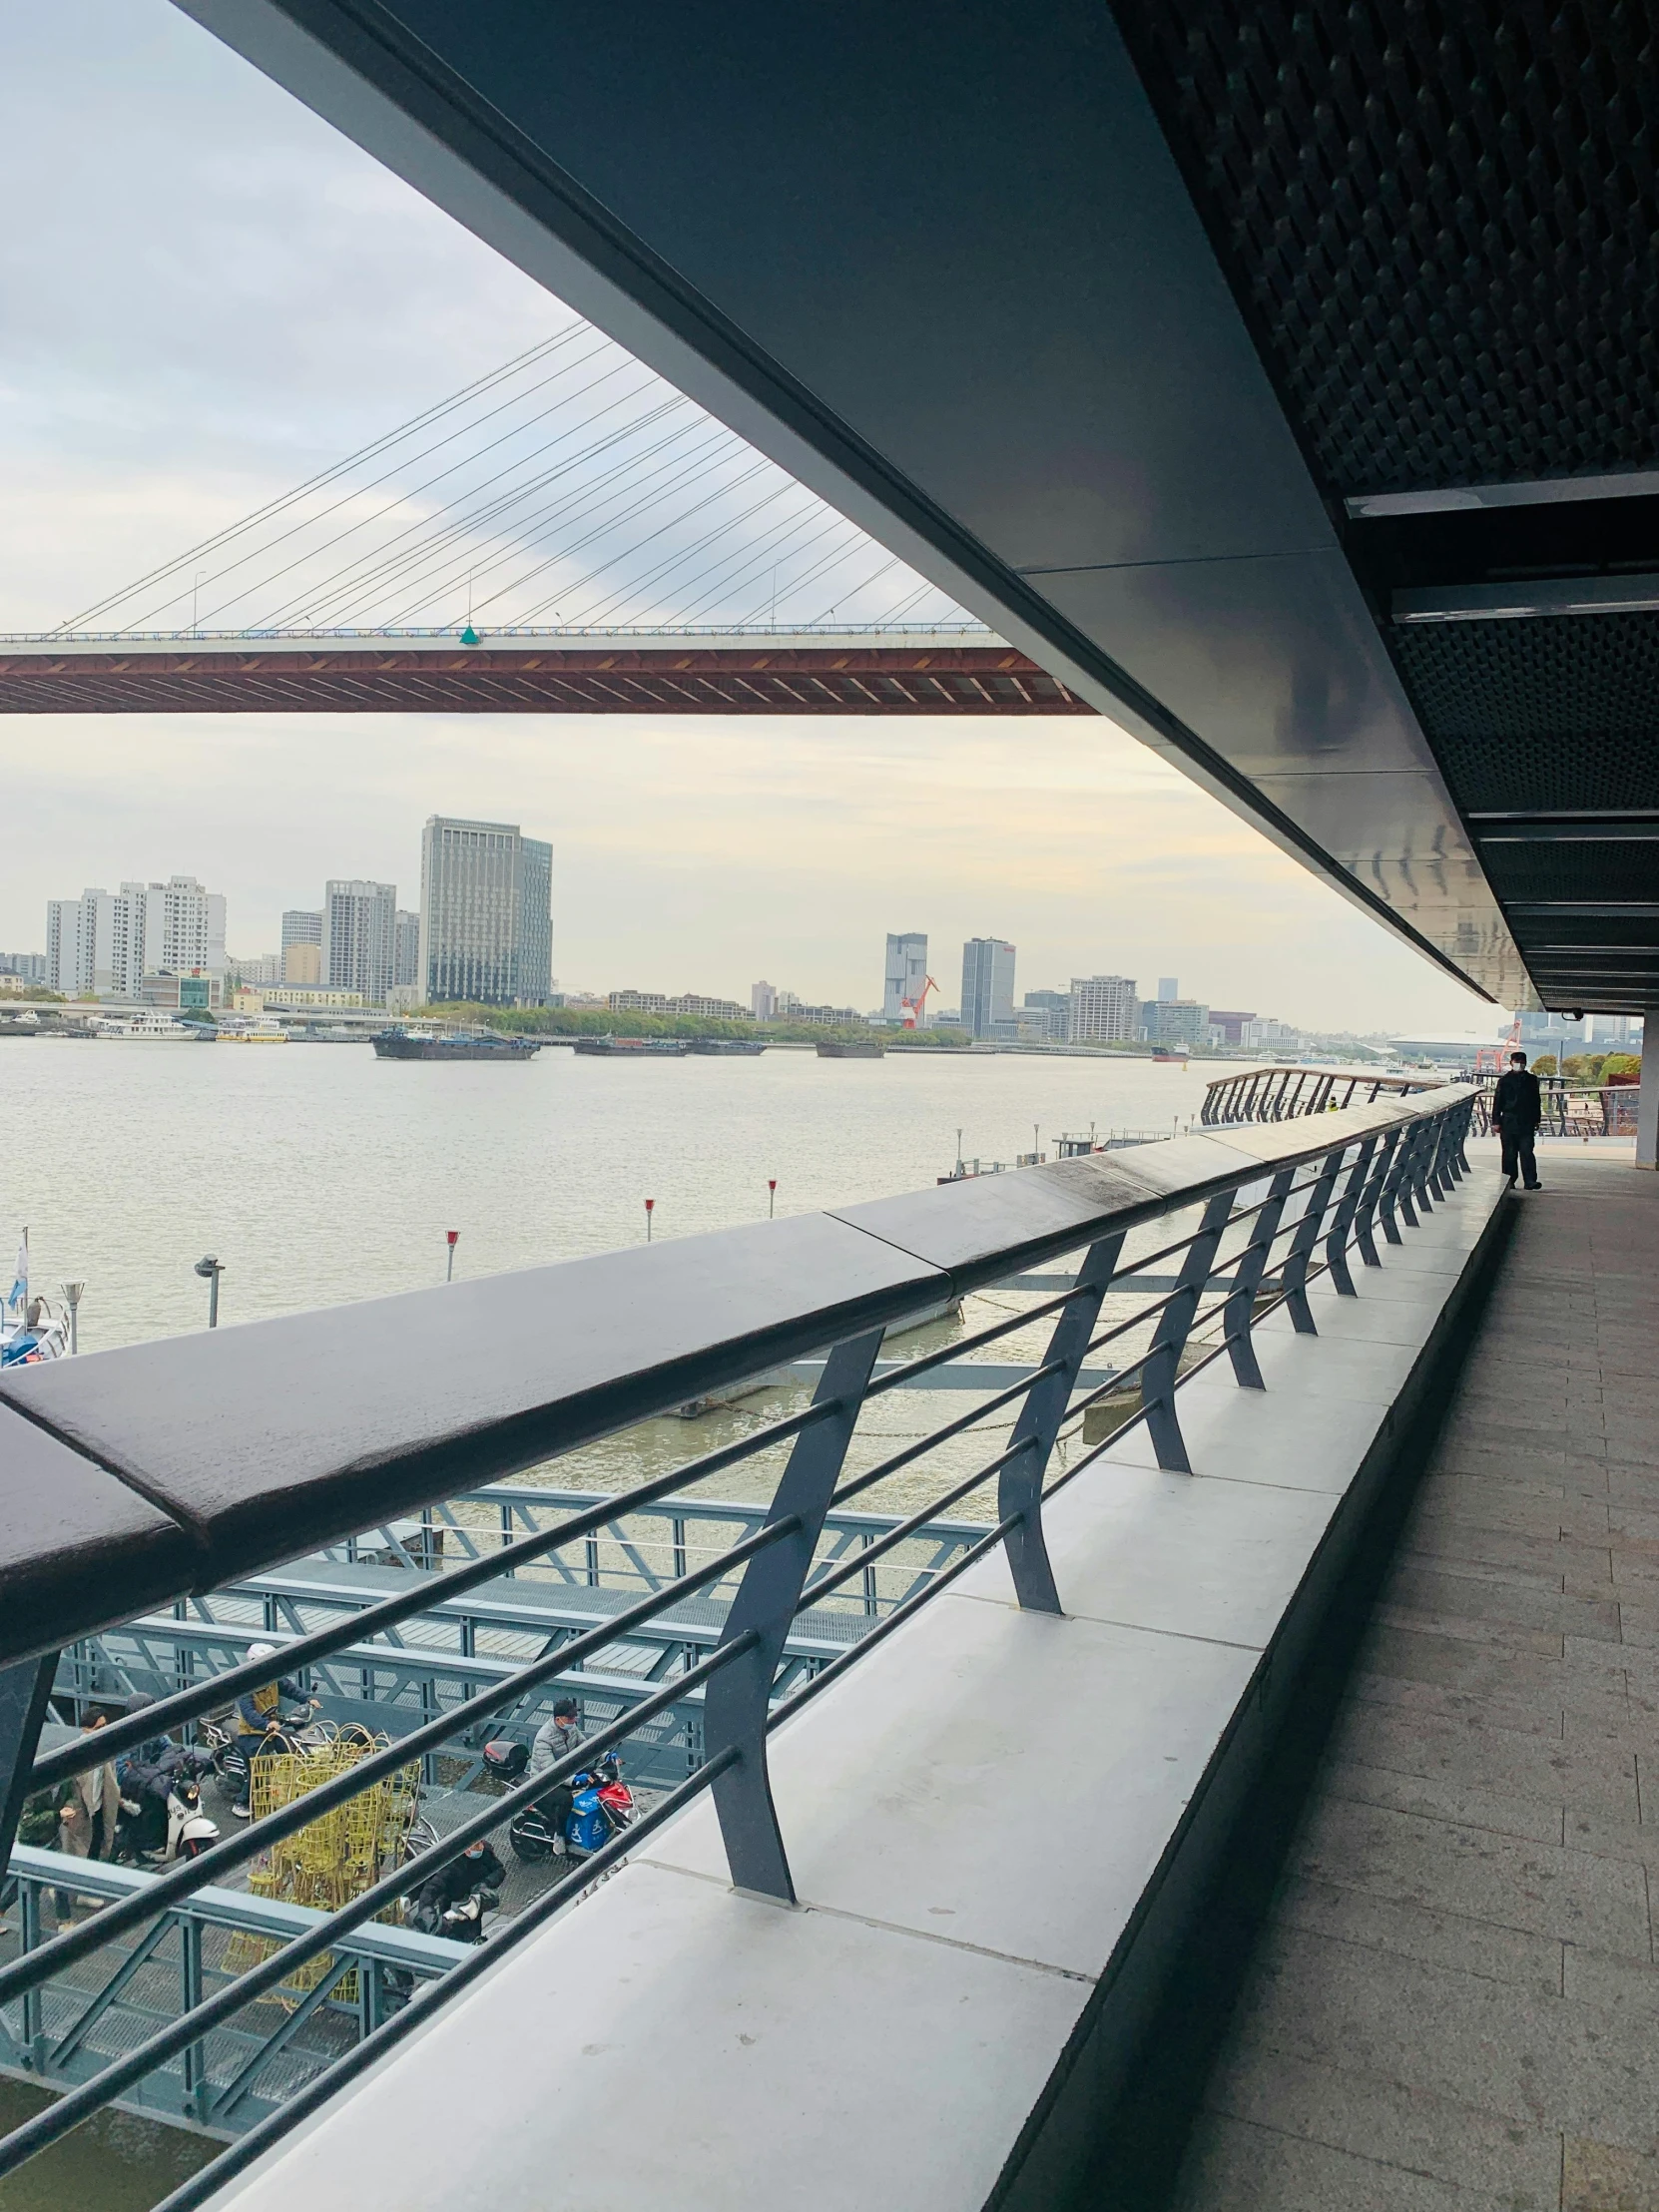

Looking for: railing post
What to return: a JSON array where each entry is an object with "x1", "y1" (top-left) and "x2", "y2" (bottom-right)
[
  {"x1": 1223, "y1": 1166, "x2": 1295, "y2": 1388},
  {"x1": 1409, "y1": 1117, "x2": 1437, "y2": 1212},
  {"x1": 0, "y1": 1656, "x2": 56, "y2": 1882},
  {"x1": 1376, "y1": 1123, "x2": 1414, "y2": 1243},
  {"x1": 1352, "y1": 1126, "x2": 1400, "y2": 1267},
  {"x1": 705, "y1": 1328, "x2": 882, "y2": 1902},
  {"x1": 1323, "y1": 1136, "x2": 1377, "y2": 1296},
  {"x1": 1282, "y1": 1147, "x2": 1347, "y2": 1333},
  {"x1": 1392, "y1": 1121, "x2": 1425, "y2": 1229},
  {"x1": 179, "y1": 1914, "x2": 208, "y2": 2124},
  {"x1": 1143, "y1": 1191, "x2": 1235, "y2": 1470},
  {"x1": 999, "y1": 1231, "x2": 1125, "y2": 1611}
]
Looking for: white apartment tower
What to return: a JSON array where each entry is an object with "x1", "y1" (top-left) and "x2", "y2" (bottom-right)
[
  {"x1": 47, "y1": 876, "x2": 225, "y2": 997},
  {"x1": 323, "y1": 879, "x2": 398, "y2": 1005},
  {"x1": 1069, "y1": 974, "x2": 1139, "y2": 1043},
  {"x1": 418, "y1": 817, "x2": 553, "y2": 1006}
]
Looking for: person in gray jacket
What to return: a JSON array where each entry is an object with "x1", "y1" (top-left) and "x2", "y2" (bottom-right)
[{"x1": 527, "y1": 1699, "x2": 583, "y2": 1857}]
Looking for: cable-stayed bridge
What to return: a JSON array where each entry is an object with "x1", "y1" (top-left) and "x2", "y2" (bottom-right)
[{"x1": 1, "y1": 321, "x2": 1084, "y2": 717}]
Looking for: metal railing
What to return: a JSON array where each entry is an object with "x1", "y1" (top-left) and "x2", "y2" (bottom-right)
[
  {"x1": 0, "y1": 1084, "x2": 1476, "y2": 2207},
  {"x1": 1202, "y1": 1063, "x2": 1443, "y2": 1124},
  {"x1": 1468, "y1": 1073, "x2": 1641, "y2": 1139}
]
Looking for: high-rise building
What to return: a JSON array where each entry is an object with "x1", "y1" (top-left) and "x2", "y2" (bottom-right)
[
  {"x1": 1207, "y1": 1009, "x2": 1257, "y2": 1047},
  {"x1": 882, "y1": 932, "x2": 928, "y2": 1021},
  {"x1": 394, "y1": 909, "x2": 420, "y2": 990},
  {"x1": 960, "y1": 938, "x2": 1016, "y2": 1038},
  {"x1": 418, "y1": 817, "x2": 554, "y2": 1006},
  {"x1": 282, "y1": 910, "x2": 322, "y2": 951},
  {"x1": 47, "y1": 891, "x2": 113, "y2": 995},
  {"x1": 47, "y1": 876, "x2": 225, "y2": 997},
  {"x1": 1141, "y1": 996, "x2": 1210, "y2": 1049},
  {"x1": 1022, "y1": 988, "x2": 1071, "y2": 1042},
  {"x1": 1069, "y1": 974, "x2": 1138, "y2": 1043},
  {"x1": 1158, "y1": 977, "x2": 1179, "y2": 1002},
  {"x1": 0, "y1": 953, "x2": 46, "y2": 985},
  {"x1": 752, "y1": 980, "x2": 780, "y2": 1020},
  {"x1": 323, "y1": 880, "x2": 397, "y2": 1005}
]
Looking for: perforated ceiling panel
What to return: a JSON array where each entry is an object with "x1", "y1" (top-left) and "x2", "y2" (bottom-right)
[
  {"x1": 1390, "y1": 616, "x2": 1659, "y2": 812},
  {"x1": 1120, "y1": 1, "x2": 1659, "y2": 497},
  {"x1": 1479, "y1": 842, "x2": 1659, "y2": 904}
]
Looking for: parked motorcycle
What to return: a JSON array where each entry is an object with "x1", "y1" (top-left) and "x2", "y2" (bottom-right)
[{"x1": 482, "y1": 1740, "x2": 636, "y2": 1864}]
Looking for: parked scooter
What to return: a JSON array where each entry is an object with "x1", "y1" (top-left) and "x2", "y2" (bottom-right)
[
  {"x1": 482, "y1": 1741, "x2": 636, "y2": 1864},
  {"x1": 117, "y1": 1776, "x2": 220, "y2": 1865}
]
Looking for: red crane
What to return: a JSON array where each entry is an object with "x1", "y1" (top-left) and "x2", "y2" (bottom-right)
[{"x1": 900, "y1": 974, "x2": 939, "y2": 1029}]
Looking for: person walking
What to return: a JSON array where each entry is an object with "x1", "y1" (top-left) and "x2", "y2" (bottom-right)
[
  {"x1": 55, "y1": 1709, "x2": 119, "y2": 1918},
  {"x1": 1491, "y1": 1049, "x2": 1543, "y2": 1191}
]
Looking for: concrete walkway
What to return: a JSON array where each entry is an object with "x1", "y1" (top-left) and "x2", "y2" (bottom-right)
[{"x1": 1171, "y1": 1153, "x2": 1659, "y2": 2212}]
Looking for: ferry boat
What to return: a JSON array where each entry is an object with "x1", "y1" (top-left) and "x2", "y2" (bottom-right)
[
  {"x1": 374, "y1": 1027, "x2": 540, "y2": 1062},
  {"x1": 571, "y1": 1035, "x2": 688, "y2": 1058},
  {"x1": 93, "y1": 1009, "x2": 195, "y2": 1041},
  {"x1": 219, "y1": 1018, "x2": 289, "y2": 1044},
  {"x1": 816, "y1": 1040, "x2": 883, "y2": 1059}
]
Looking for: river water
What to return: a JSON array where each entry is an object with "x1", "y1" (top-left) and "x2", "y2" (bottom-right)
[
  {"x1": 2, "y1": 1038, "x2": 1223, "y2": 2208},
  {"x1": 0, "y1": 1037, "x2": 1211, "y2": 1348}
]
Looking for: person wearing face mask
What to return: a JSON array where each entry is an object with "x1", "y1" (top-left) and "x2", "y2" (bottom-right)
[{"x1": 409, "y1": 1837, "x2": 506, "y2": 1939}]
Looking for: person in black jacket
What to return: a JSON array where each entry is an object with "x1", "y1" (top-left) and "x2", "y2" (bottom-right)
[
  {"x1": 410, "y1": 1838, "x2": 505, "y2": 1939},
  {"x1": 1491, "y1": 1050, "x2": 1543, "y2": 1190}
]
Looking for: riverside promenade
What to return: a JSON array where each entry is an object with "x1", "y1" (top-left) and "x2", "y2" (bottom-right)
[{"x1": 1171, "y1": 1153, "x2": 1659, "y2": 2211}]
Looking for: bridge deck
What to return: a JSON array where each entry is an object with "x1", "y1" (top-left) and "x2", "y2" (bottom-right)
[
  {"x1": 1170, "y1": 1152, "x2": 1659, "y2": 2211},
  {"x1": 0, "y1": 637, "x2": 1091, "y2": 716}
]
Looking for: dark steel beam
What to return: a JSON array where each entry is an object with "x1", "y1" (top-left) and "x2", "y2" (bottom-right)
[
  {"x1": 0, "y1": 642, "x2": 1088, "y2": 717},
  {"x1": 1472, "y1": 815, "x2": 1659, "y2": 842}
]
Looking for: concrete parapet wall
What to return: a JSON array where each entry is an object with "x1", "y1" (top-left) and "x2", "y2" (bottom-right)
[{"x1": 205, "y1": 1170, "x2": 1511, "y2": 2212}]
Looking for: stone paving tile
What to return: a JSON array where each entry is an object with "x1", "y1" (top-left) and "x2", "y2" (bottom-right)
[
  {"x1": 1291, "y1": 1794, "x2": 1651, "y2": 1955},
  {"x1": 1169, "y1": 2109, "x2": 1529, "y2": 2209},
  {"x1": 1327, "y1": 1701, "x2": 1639, "y2": 1820},
  {"x1": 1387, "y1": 1564, "x2": 1619, "y2": 1638},
  {"x1": 1199, "y1": 2040, "x2": 1564, "y2": 2203},
  {"x1": 1273, "y1": 1871, "x2": 1564, "y2": 1993},
  {"x1": 1561, "y1": 1943, "x2": 1659, "y2": 2019},
  {"x1": 1561, "y1": 2137, "x2": 1659, "y2": 2212},
  {"x1": 1319, "y1": 1755, "x2": 1565, "y2": 1848},
  {"x1": 1172, "y1": 1164, "x2": 1659, "y2": 2212},
  {"x1": 1231, "y1": 1925, "x2": 1659, "y2": 2145}
]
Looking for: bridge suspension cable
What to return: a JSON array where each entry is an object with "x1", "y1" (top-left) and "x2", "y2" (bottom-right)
[{"x1": 54, "y1": 310, "x2": 979, "y2": 640}]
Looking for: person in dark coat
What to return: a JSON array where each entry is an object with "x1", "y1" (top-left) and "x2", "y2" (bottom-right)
[
  {"x1": 1491, "y1": 1050, "x2": 1543, "y2": 1190},
  {"x1": 409, "y1": 1838, "x2": 505, "y2": 1939}
]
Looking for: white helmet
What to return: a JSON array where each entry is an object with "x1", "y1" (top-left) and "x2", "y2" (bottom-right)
[{"x1": 246, "y1": 1642, "x2": 276, "y2": 1662}]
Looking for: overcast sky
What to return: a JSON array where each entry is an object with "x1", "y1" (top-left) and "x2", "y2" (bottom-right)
[{"x1": 1, "y1": 1, "x2": 1501, "y2": 1033}]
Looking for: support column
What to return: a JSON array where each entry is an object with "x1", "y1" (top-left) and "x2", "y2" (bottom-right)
[{"x1": 1638, "y1": 1006, "x2": 1659, "y2": 1169}]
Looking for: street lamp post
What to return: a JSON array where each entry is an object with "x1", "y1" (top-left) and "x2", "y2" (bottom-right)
[
  {"x1": 59, "y1": 1281, "x2": 85, "y2": 1356},
  {"x1": 193, "y1": 1256, "x2": 224, "y2": 1329},
  {"x1": 768, "y1": 1179, "x2": 777, "y2": 1219},
  {"x1": 644, "y1": 1198, "x2": 656, "y2": 1243},
  {"x1": 445, "y1": 1231, "x2": 459, "y2": 1283}
]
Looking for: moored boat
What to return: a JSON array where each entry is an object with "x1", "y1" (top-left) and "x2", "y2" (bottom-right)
[
  {"x1": 374, "y1": 1027, "x2": 539, "y2": 1061},
  {"x1": 571, "y1": 1035, "x2": 689, "y2": 1057},
  {"x1": 816, "y1": 1040, "x2": 883, "y2": 1059}
]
